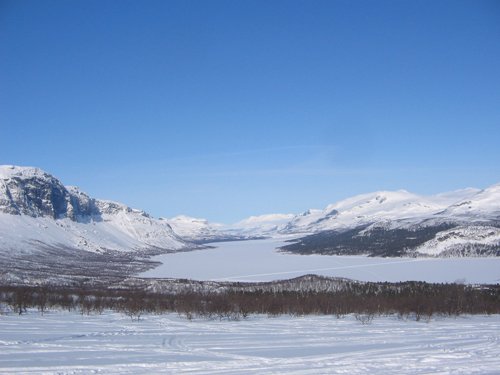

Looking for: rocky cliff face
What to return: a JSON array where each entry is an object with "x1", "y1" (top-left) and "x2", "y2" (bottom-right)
[{"x1": 0, "y1": 166, "x2": 100, "y2": 220}]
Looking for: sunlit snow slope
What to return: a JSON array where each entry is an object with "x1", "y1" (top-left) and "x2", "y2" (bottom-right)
[
  {"x1": 277, "y1": 185, "x2": 499, "y2": 257},
  {"x1": 0, "y1": 165, "x2": 186, "y2": 254}
]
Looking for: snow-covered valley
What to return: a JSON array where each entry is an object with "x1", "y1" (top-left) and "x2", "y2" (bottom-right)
[
  {"x1": 1, "y1": 310, "x2": 499, "y2": 374},
  {"x1": 140, "y1": 238, "x2": 500, "y2": 284},
  {"x1": 2, "y1": 165, "x2": 500, "y2": 263}
]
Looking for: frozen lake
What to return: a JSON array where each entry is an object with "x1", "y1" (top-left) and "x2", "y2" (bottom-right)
[
  {"x1": 140, "y1": 239, "x2": 500, "y2": 284},
  {"x1": 1, "y1": 310, "x2": 499, "y2": 374}
]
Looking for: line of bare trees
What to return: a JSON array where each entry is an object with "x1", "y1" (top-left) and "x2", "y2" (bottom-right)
[{"x1": 1, "y1": 280, "x2": 499, "y2": 321}]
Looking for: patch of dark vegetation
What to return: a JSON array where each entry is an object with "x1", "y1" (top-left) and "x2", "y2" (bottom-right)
[
  {"x1": 1, "y1": 275, "x2": 499, "y2": 321},
  {"x1": 280, "y1": 224, "x2": 459, "y2": 256},
  {"x1": 0, "y1": 244, "x2": 161, "y2": 287}
]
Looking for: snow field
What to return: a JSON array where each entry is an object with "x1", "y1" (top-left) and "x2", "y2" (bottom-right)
[
  {"x1": 140, "y1": 239, "x2": 500, "y2": 284},
  {"x1": 0, "y1": 310, "x2": 499, "y2": 374}
]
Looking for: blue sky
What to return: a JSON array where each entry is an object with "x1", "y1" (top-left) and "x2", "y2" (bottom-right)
[{"x1": 1, "y1": 0, "x2": 499, "y2": 222}]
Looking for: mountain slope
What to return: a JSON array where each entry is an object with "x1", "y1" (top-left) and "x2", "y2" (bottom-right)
[
  {"x1": 161, "y1": 215, "x2": 229, "y2": 243},
  {"x1": 279, "y1": 186, "x2": 500, "y2": 257},
  {"x1": 438, "y1": 184, "x2": 500, "y2": 220},
  {"x1": 230, "y1": 213, "x2": 295, "y2": 236},
  {"x1": 280, "y1": 188, "x2": 482, "y2": 234},
  {"x1": 0, "y1": 165, "x2": 187, "y2": 254}
]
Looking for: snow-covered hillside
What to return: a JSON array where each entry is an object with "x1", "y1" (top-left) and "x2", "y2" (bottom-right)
[
  {"x1": 230, "y1": 213, "x2": 295, "y2": 236},
  {"x1": 162, "y1": 214, "x2": 296, "y2": 241},
  {"x1": 161, "y1": 215, "x2": 227, "y2": 242},
  {"x1": 413, "y1": 225, "x2": 500, "y2": 257},
  {"x1": 280, "y1": 188, "x2": 482, "y2": 234},
  {"x1": 0, "y1": 165, "x2": 186, "y2": 254},
  {"x1": 439, "y1": 183, "x2": 500, "y2": 219},
  {"x1": 277, "y1": 185, "x2": 499, "y2": 257}
]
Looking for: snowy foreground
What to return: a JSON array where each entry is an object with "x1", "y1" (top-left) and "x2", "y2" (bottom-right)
[
  {"x1": 140, "y1": 239, "x2": 500, "y2": 284},
  {"x1": 1, "y1": 310, "x2": 499, "y2": 374}
]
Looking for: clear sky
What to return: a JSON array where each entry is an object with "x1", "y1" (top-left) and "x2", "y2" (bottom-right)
[{"x1": 1, "y1": 0, "x2": 499, "y2": 223}]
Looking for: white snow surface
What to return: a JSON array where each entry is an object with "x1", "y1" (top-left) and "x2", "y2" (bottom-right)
[
  {"x1": 1, "y1": 310, "x2": 499, "y2": 374},
  {"x1": 230, "y1": 213, "x2": 295, "y2": 235},
  {"x1": 442, "y1": 183, "x2": 500, "y2": 219},
  {"x1": 0, "y1": 212, "x2": 185, "y2": 254},
  {"x1": 140, "y1": 239, "x2": 500, "y2": 284},
  {"x1": 281, "y1": 188, "x2": 485, "y2": 234},
  {"x1": 161, "y1": 215, "x2": 225, "y2": 241},
  {"x1": 0, "y1": 165, "x2": 47, "y2": 179}
]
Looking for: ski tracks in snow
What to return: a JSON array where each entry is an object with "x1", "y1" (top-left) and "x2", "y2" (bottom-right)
[{"x1": 1, "y1": 311, "x2": 500, "y2": 374}]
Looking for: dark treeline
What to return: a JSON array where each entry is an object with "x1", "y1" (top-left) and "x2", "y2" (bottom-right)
[{"x1": 1, "y1": 279, "x2": 499, "y2": 321}]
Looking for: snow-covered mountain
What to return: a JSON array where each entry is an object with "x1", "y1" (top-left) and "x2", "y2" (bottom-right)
[
  {"x1": 230, "y1": 213, "x2": 295, "y2": 236},
  {"x1": 438, "y1": 184, "x2": 500, "y2": 220},
  {"x1": 161, "y1": 213, "x2": 292, "y2": 242},
  {"x1": 280, "y1": 188, "x2": 482, "y2": 234},
  {"x1": 1, "y1": 164, "x2": 499, "y2": 260},
  {"x1": 161, "y1": 215, "x2": 229, "y2": 243},
  {"x1": 278, "y1": 185, "x2": 500, "y2": 257},
  {"x1": 158, "y1": 184, "x2": 499, "y2": 257},
  {"x1": 0, "y1": 165, "x2": 187, "y2": 255}
]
